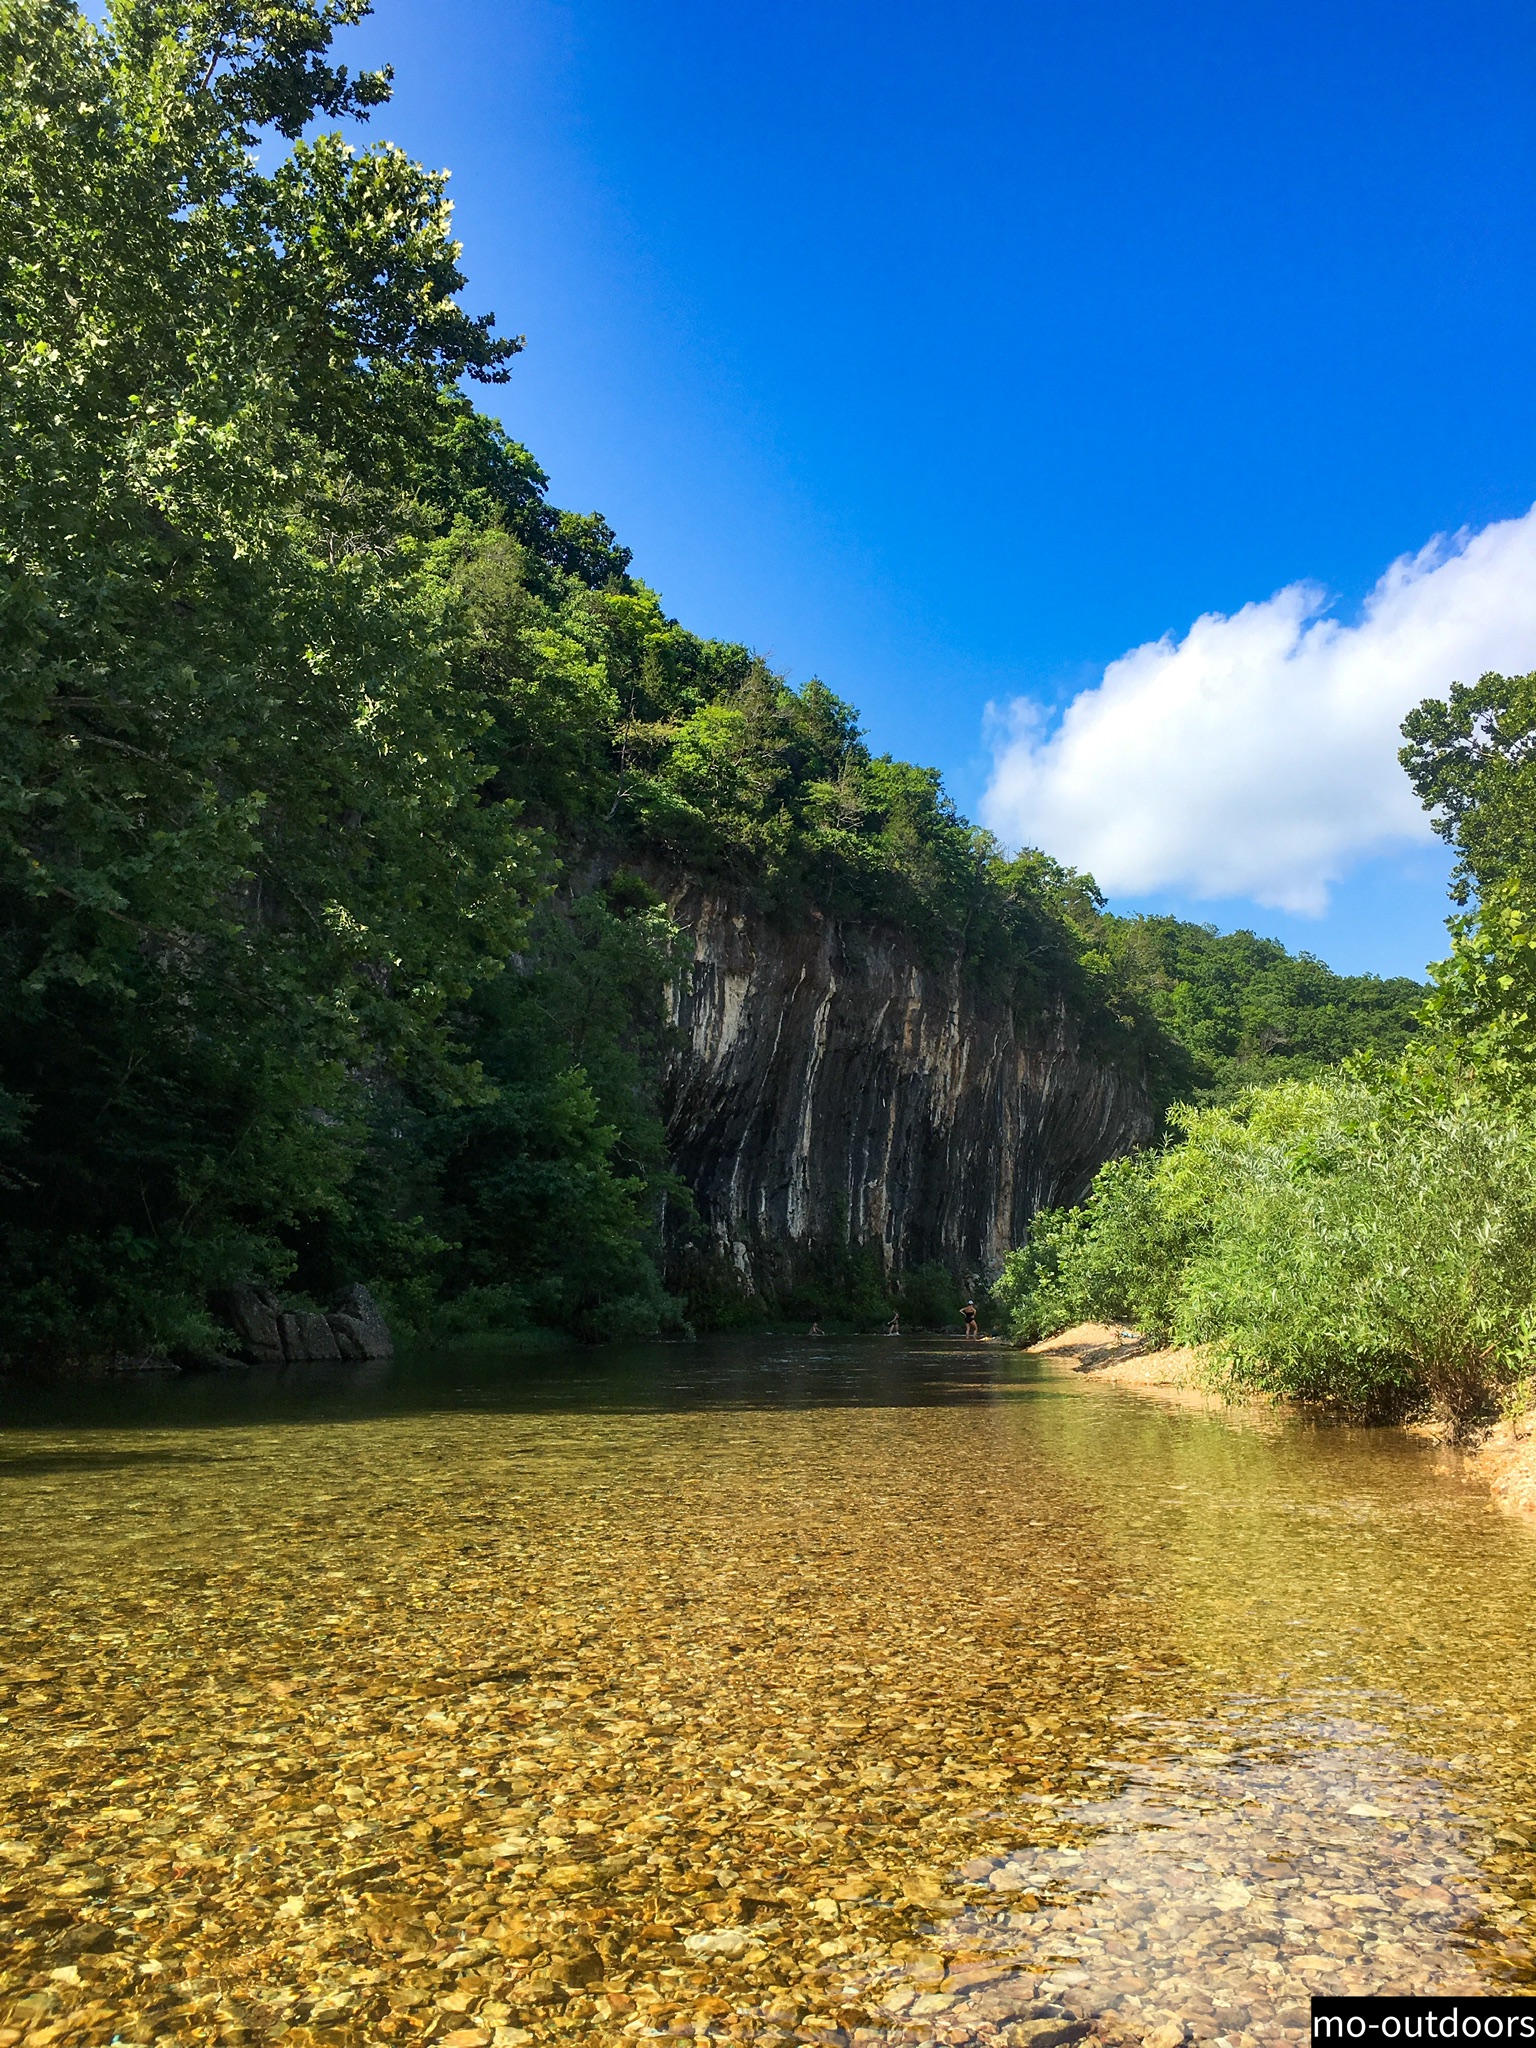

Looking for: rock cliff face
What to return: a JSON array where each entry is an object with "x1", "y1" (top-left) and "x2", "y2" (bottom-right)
[{"x1": 658, "y1": 880, "x2": 1153, "y2": 1294}]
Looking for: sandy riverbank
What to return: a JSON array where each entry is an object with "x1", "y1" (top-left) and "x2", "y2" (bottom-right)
[
  {"x1": 1024, "y1": 1325, "x2": 1211, "y2": 1409},
  {"x1": 1026, "y1": 1322, "x2": 1536, "y2": 1518}
]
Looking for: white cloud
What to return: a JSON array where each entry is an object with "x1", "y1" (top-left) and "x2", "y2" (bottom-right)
[{"x1": 981, "y1": 507, "x2": 1536, "y2": 914}]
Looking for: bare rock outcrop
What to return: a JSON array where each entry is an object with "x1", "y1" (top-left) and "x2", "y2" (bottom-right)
[
  {"x1": 220, "y1": 1283, "x2": 393, "y2": 1365},
  {"x1": 657, "y1": 880, "x2": 1153, "y2": 1297}
]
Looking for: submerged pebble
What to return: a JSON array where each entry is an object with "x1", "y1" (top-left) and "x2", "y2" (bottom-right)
[{"x1": 0, "y1": 1341, "x2": 1532, "y2": 2047}]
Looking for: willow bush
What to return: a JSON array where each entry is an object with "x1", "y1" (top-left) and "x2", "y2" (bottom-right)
[{"x1": 995, "y1": 1062, "x2": 1536, "y2": 1429}]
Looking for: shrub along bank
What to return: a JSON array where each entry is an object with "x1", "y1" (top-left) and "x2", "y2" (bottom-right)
[
  {"x1": 998, "y1": 665, "x2": 1536, "y2": 1432},
  {"x1": 994, "y1": 1059, "x2": 1536, "y2": 1429}
]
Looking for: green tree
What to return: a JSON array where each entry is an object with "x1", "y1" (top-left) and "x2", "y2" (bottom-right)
[
  {"x1": 0, "y1": 0, "x2": 533, "y2": 1354},
  {"x1": 1082, "y1": 914, "x2": 1423, "y2": 1101},
  {"x1": 1402, "y1": 670, "x2": 1536, "y2": 1079},
  {"x1": 420, "y1": 876, "x2": 692, "y2": 1342},
  {"x1": 0, "y1": 0, "x2": 1438, "y2": 1362}
]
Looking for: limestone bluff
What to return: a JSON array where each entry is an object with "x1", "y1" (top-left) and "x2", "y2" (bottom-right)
[{"x1": 654, "y1": 876, "x2": 1153, "y2": 1305}]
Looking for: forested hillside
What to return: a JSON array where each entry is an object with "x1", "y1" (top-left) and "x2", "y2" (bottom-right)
[
  {"x1": 0, "y1": 0, "x2": 1423, "y2": 1362},
  {"x1": 1083, "y1": 917, "x2": 1423, "y2": 1102}
]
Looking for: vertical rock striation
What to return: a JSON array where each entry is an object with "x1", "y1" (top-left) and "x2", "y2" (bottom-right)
[{"x1": 659, "y1": 879, "x2": 1153, "y2": 1294}]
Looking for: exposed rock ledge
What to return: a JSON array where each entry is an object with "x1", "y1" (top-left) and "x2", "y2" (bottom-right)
[
  {"x1": 219, "y1": 1283, "x2": 393, "y2": 1365},
  {"x1": 656, "y1": 880, "x2": 1155, "y2": 1297}
]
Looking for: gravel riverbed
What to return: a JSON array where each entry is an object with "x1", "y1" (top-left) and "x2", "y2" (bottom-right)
[{"x1": 1, "y1": 1337, "x2": 1533, "y2": 2047}]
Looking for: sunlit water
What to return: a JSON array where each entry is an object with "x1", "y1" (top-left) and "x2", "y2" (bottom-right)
[{"x1": 1, "y1": 1337, "x2": 1533, "y2": 2047}]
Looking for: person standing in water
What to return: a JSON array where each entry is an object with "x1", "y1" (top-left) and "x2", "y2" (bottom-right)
[
  {"x1": 961, "y1": 1299, "x2": 979, "y2": 1339},
  {"x1": 887, "y1": 1312, "x2": 901, "y2": 1335}
]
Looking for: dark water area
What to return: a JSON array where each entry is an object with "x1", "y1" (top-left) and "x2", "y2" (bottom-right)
[
  {"x1": 0, "y1": 1332, "x2": 1035, "y2": 1430},
  {"x1": 2, "y1": 1335, "x2": 1534, "y2": 2045}
]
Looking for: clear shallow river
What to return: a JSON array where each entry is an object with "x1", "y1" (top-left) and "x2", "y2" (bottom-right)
[{"x1": 1, "y1": 1336, "x2": 1534, "y2": 2048}]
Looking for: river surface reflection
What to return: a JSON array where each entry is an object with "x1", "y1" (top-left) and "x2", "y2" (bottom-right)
[{"x1": 0, "y1": 1336, "x2": 1532, "y2": 2047}]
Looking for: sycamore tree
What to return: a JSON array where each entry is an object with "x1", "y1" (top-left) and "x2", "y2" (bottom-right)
[{"x1": 0, "y1": 0, "x2": 539, "y2": 1352}]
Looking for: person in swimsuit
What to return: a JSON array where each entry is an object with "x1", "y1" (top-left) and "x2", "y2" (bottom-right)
[
  {"x1": 887, "y1": 1312, "x2": 900, "y2": 1335},
  {"x1": 808, "y1": 1315, "x2": 823, "y2": 1336},
  {"x1": 961, "y1": 1299, "x2": 979, "y2": 1339}
]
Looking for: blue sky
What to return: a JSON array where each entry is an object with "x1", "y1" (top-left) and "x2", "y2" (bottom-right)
[{"x1": 337, "y1": 0, "x2": 1536, "y2": 977}]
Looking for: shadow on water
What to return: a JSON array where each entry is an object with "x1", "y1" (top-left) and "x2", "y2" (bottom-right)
[
  {"x1": 0, "y1": 1331, "x2": 1056, "y2": 1434},
  {"x1": 0, "y1": 1447, "x2": 240, "y2": 1477}
]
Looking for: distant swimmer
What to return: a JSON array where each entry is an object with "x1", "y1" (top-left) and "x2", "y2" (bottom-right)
[
  {"x1": 808, "y1": 1316, "x2": 823, "y2": 1336},
  {"x1": 961, "y1": 1299, "x2": 979, "y2": 1339}
]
